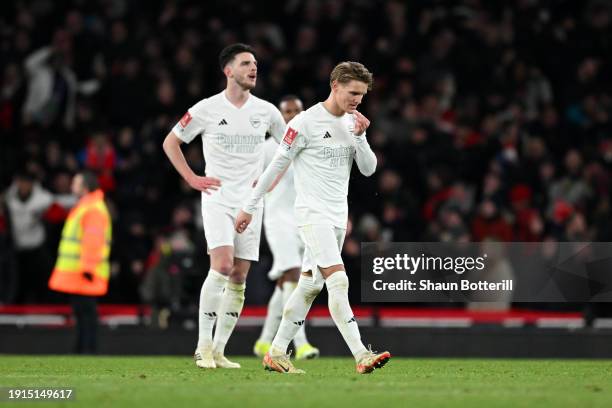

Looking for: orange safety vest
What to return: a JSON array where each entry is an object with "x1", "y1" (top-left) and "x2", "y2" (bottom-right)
[{"x1": 48, "y1": 189, "x2": 112, "y2": 296}]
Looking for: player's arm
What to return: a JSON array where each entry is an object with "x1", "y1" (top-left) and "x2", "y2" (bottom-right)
[
  {"x1": 254, "y1": 165, "x2": 289, "y2": 192},
  {"x1": 236, "y1": 149, "x2": 292, "y2": 232},
  {"x1": 268, "y1": 166, "x2": 289, "y2": 192},
  {"x1": 352, "y1": 111, "x2": 377, "y2": 177},
  {"x1": 236, "y1": 123, "x2": 304, "y2": 233},
  {"x1": 258, "y1": 136, "x2": 290, "y2": 192},
  {"x1": 162, "y1": 132, "x2": 220, "y2": 194},
  {"x1": 266, "y1": 105, "x2": 292, "y2": 191},
  {"x1": 251, "y1": 166, "x2": 288, "y2": 192},
  {"x1": 163, "y1": 107, "x2": 221, "y2": 194}
]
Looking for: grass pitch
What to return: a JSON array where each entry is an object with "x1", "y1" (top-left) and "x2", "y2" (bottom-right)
[{"x1": 2, "y1": 356, "x2": 612, "y2": 407}]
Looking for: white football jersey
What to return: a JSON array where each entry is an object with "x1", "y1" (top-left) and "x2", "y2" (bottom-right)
[
  {"x1": 172, "y1": 91, "x2": 286, "y2": 208},
  {"x1": 278, "y1": 103, "x2": 374, "y2": 228},
  {"x1": 263, "y1": 137, "x2": 296, "y2": 229}
]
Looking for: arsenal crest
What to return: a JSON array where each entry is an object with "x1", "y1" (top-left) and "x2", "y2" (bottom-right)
[{"x1": 249, "y1": 115, "x2": 261, "y2": 128}]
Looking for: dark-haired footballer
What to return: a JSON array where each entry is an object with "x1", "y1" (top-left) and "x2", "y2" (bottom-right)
[{"x1": 162, "y1": 43, "x2": 286, "y2": 369}]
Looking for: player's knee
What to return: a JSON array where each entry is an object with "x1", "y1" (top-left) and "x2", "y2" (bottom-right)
[
  {"x1": 228, "y1": 269, "x2": 247, "y2": 283},
  {"x1": 326, "y1": 271, "x2": 349, "y2": 293},
  {"x1": 229, "y1": 260, "x2": 250, "y2": 283},
  {"x1": 298, "y1": 276, "x2": 324, "y2": 303},
  {"x1": 217, "y1": 260, "x2": 234, "y2": 275}
]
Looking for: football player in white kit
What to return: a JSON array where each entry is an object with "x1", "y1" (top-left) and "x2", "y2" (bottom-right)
[
  {"x1": 162, "y1": 43, "x2": 286, "y2": 369},
  {"x1": 236, "y1": 62, "x2": 391, "y2": 374},
  {"x1": 253, "y1": 95, "x2": 320, "y2": 361}
]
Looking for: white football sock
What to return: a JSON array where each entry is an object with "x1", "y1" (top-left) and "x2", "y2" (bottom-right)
[
  {"x1": 258, "y1": 285, "x2": 283, "y2": 343},
  {"x1": 326, "y1": 271, "x2": 367, "y2": 358},
  {"x1": 282, "y1": 281, "x2": 309, "y2": 348},
  {"x1": 197, "y1": 269, "x2": 227, "y2": 349},
  {"x1": 270, "y1": 276, "x2": 323, "y2": 356},
  {"x1": 212, "y1": 281, "x2": 246, "y2": 355}
]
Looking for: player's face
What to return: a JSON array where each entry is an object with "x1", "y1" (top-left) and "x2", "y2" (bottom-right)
[
  {"x1": 333, "y1": 80, "x2": 368, "y2": 113},
  {"x1": 279, "y1": 99, "x2": 303, "y2": 123},
  {"x1": 227, "y1": 52, "x2": 257, "y2": 90}
]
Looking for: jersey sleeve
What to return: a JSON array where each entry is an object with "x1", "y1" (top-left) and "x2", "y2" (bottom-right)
[
  {"x1": 242, "y1": 113, "x2": 306, "y2": 214},
  {"x1": 243, "y1": 147, "x2": 292, "y2": 214},
  {"x1": 278, "y1": 113, "x2": 308, "y2": 160},
  {"x1": 172, "y1": 100, "x2": 208, "y2": 143},
  {"x1": 349, "y1": 113, "x2": 377, "y2": 176},
  {"x1": 267, "y1": 105, "x2": 286, "y2": 143}
]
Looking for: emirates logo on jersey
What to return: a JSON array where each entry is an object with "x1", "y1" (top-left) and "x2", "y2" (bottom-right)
[
  {"x1": 282, "y1": 127, "x2": 298, "y2": 147},
  {"x1": 179, "y1": 112, "x2": 192, "y2": 128}
]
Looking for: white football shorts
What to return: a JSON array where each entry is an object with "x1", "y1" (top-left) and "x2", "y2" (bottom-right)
[
  {"x1": 298, "y1": 224, "x2": 346, "y2": 282},
  {"x1": 264, "y1": 224, "x2": 304, "y2": 281},
  {"x1": 201, "y1": 202, "x2": 263, "y2": 261}
]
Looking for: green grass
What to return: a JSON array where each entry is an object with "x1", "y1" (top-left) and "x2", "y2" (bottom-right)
[{"x1": 1, "y1": 356, "x2": 612, "y2": 407}]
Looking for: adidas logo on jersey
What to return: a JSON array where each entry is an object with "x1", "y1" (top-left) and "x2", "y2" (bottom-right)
[
  {"x1": 323, "y1": 131, "x2": 332, "y2": 139},
  {"x1": 218, "y1": 119, "x2": 228, "y2": 125}
]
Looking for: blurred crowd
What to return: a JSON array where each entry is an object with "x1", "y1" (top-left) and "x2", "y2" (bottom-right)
[{"x1": 1, "y1": 0, "x2": 611, "y2": 310}]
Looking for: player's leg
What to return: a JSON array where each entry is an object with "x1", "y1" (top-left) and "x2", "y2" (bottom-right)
[
  {"x1": 211, "y1": 257, "x2": 250, "y2": 368},
  {"x1": 195, "y1": 203, "x2": 235, "y2": 369},
  {"x1": 264, "y1": 225, "x2": 328, "y2": 373},
  {"x1": 194, "y1": 245, "x2": 233, "y2": 368},
  {"x1": 320, "y1": 227, "x2": 390, "y2": 374},
  {"x1": 252, "y1": 235, "x2": 286, "y2": 357},
  {"x1": 282, "y1": 268, "x2": 319, "y2": 360},
  {"x1": 320, "y1": 263, "x2": 369, "y2": 356},
  {"x1": 211, "y1": 206, "x2": 263, "y2": 368},
  {"x1": 253, "y1": 279, "x2": 283, "y2": 357},
  {"x1": 263, "y1": 224, "x2": 318, "y2": 359},
  {"x1": 263, "y1": 269, "x2": 322, "y2": 374}
]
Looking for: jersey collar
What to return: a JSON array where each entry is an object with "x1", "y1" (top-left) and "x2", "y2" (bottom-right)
[{"x1": 222, "y1": 91, "x2": 253, "y2": 110}]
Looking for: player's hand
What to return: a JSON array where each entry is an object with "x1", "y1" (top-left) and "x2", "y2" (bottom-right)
[
  {"x1": 353, "y1": 111, "x2": 370, "y2": 136},
  {"x1": 235, "y1": 210, "x2": 253, "y2": 233},
  {"x1": 187, "y1": 174, "x2": 221, "y2": 195}
]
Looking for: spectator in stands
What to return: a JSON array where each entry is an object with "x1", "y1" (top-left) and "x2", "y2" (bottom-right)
[
  {"x1": 82, "y1": 131, "x2": 116, "y2": 192},
  {"x1": 140, "y1": 204, "x2": 199, "y2": 328},
  {"x1": 472, "y1": 199, "x2": 514, "y2": 242},
  {"x1": 548, "y1": 150, "x2": 592, "y2": 214},
  {"x1": 22, "y1": 30, "x2": 98, "y2": 131},
  {"x1": 0, "y1": 0, "x2": 610, "y2": 312},
  {"x1": 4, "y1": 170, "x2": 53, "y2": 303}
]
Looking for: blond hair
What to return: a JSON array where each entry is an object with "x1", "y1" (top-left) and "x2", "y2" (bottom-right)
[{"x1": 330, "y1": 61, "x2": 373, "y2": 90}]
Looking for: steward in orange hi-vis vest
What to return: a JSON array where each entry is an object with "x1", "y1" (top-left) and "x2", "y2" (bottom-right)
[{"x1": 49, "y1": 188, "x2": 111, "y2": 296}]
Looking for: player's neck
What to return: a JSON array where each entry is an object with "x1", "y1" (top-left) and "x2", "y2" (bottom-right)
[
  {"x1": 224, "y1": 84, "x2": 251, "y2": 108},
  {"x1": 322, "y1": 95, "x2": 345, "y2": 117}
]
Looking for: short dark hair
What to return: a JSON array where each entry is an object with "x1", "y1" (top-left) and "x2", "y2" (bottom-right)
[
  {"x1": 219, "y1": 43, "x2": 256, "y2": 71},
  {"x1": 279, "y1": 94, "x2": 302, "y2": 104},
  {"x1": 330, "y1": 61, "x2": 373, "y2": 90},
  {"x1": 15, "y1": 169, "x2": 35, "y2": 182},
  {"x1": 80, "y1": 170, "x2": 99, "y2": 191}
]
